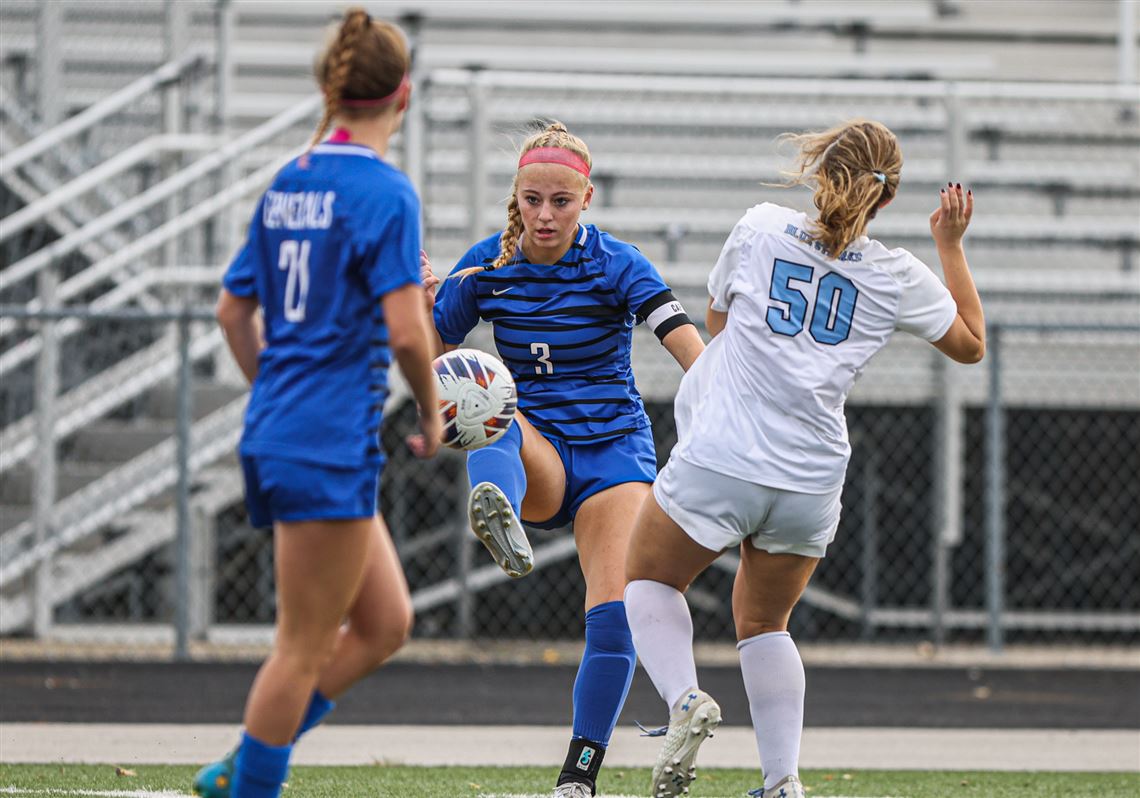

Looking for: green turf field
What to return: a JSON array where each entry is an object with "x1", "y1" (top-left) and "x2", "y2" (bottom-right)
[{"x1": 1, "y1": 764, "x2": 1138, "y2": 798}]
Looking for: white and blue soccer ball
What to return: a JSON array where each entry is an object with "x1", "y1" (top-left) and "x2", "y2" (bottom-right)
[{"x1": 432, "y1": 348, "x2": 518, "y2": 450}]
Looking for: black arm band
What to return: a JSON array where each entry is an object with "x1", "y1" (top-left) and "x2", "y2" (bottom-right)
[{"x1": 637, "y1": 290, "x2": 694, "y2": 342}]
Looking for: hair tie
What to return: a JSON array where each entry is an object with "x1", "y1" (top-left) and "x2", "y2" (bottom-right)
[
  {"x1": 872, "y1": 171, "x2": 887, "y2": 184},
  {"x1": 340, "y1": 74, "x2": 410, "y2": 108},
  {"x1": 518, "y1": 147, "x2": 591, "y2": 177}
]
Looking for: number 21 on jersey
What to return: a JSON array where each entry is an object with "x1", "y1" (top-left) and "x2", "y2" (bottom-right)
[
  {"x1": 766, "y1": 258, "x2": 858, "y2": 345},
  {"x1": 278, "y1": 240, "x2": 311, "y2": 322}
]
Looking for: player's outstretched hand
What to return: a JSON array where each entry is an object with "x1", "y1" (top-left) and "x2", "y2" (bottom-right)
[
  {"x1": 407, "y1": 407, "x2": 442, "y2": 459},
  {"x1": 421, "y1": 250, "x2": 441, "y2": 314},
  {"x1": 929, "y1": 183, "x2": 973, "y2": 250}
]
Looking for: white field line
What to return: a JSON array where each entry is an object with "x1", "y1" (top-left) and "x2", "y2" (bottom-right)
[{"x1": 2, "y1": 724, "x2": 1138, "y2": 772}]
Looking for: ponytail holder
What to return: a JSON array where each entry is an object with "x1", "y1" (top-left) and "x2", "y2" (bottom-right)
[
  {"x1": 340, "y1": 74, "x2": 410, "y2": 108},
  {"x1": 872, "y1": 171, "x2": 887, "y2": 184},
  {"x1": 518, "y1": 147, "x2": 591, "y2": 178}
]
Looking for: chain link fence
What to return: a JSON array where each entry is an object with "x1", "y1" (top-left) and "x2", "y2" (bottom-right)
[{"x1": 4, "y1": 309, "x2": 1135, "y2": 656}]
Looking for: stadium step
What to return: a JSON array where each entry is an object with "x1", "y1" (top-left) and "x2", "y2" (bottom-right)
[
  {"x1": 144, "y1": 383, "x2": 248, "y2": 421},
  {"x1": 0, "y1": 505, "x2": 31, "y2": 536},
  {"x1": 0, "y1": 461, "x2": 118, "y2": 505}
]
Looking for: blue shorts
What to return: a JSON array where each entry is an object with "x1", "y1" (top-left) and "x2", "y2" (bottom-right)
[
  {"x1": 526, "y1": 426, "x2": 658, "y2": 530},
  {"x1": 240, "y1": 453, "x2": 380, "y2": 529}
]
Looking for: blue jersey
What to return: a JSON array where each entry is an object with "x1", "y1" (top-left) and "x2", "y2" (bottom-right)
[
  {"x1": 433, "y1": 224, "x2": 671, "y2": 443},
  {"x1": 223, "y1": 141, "x2": 421, "y2": 468}
]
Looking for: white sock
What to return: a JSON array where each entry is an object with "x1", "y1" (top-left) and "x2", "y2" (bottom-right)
[
  {"x1": 624, "y1": 579, "x2": 698, "y2": 711},
  {"x1": 738, "y1": 631, "x2": 805, "y2": 790}
]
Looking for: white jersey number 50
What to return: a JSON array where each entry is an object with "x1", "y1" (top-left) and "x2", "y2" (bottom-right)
[{"x1": 278, "y1": 240, "x2": 311, "y2": 322}]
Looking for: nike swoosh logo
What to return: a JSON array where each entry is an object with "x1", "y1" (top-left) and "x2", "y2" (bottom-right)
[{"x1": 492, "y1": 287, "x2": 514, "y2": 296}]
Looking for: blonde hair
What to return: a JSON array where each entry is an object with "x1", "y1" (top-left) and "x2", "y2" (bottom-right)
[
  {"x1": 777, "y1": 119, "x2": 902, "y2": 258},
  {"x1": 453, "y1": 121, "x2": 592, "y2": 279},
  {"x1": 309, "y1": 8, "x2": 409, "y2": 148}
]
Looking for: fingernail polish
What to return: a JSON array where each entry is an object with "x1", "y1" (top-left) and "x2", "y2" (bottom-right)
[
  {"x1": 956, "y1": 183, "x2": 962, "y2": 189},
  {"x1": 948, "y1": 181, "x2": 953, "y2": 187},
  {"x1": 941, "y1": 188, "x2": 946, "y2": 193}
]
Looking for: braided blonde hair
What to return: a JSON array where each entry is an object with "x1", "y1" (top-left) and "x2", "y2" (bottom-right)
[
  {"x1": 309, "y1": 8, "x2": 409, "y2": 148},
  {"x1": 776, "y1": 119, "x2": 902, "y2": 259},
  {"x1": 453, "y1": 121, "x2": 592, "y2": 279}
]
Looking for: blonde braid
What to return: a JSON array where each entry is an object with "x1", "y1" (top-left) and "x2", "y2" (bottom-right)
[
  {"x1": 309, "y1": 8, "x2": 372, "y2": 149},
  {"x1": 490, "y1": 189, "x2": 525, "y2": 269}
]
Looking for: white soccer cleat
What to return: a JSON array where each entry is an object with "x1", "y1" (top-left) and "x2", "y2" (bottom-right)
[
  {"x1": 650, "y1": 688, "x2": 721, "y2": 798},
  {"x1": 468, "y1": 482, "x2": 533, "y2": 578},
  {"x1": 551, "y1": 781, "x2": 593, "y2": 798},
  {"x1": 748, "y1": 774, "x2": 806, "y2": 798}
]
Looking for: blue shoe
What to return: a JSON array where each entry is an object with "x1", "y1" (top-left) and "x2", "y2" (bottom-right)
[{"x1": 192, "y1": 746, "x2": 237, "y2": 797}]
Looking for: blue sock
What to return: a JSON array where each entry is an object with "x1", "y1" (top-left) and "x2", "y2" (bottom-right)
[
  {"x1": 294, "y1": 690, "x2": 334, "y2": 740},
  {"x1": 570, "y1": 600, "x2": 637, "y2": 747},
  {"x1": 467, "y1": 421, "x2": 525, "y2": 517},
  {"x1": 231, "y1": 732, "x2": 291, "y2": 798}
]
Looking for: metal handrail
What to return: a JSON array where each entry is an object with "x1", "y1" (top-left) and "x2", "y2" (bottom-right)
[
  {"x1": 0, "y1": 397, "x2": 243, "y2": 589},
  {"x1": 427, "y1": 68, "x2": 1140, "y2": 103},
  {"x1": 0, "y1": 156, "x2": 285, "y2": 371},
  {"x1": 0, "y1": 327, "x2": 224, "y2": 475},
  {"x1": 0, "y1": 86, "x2": 151, "y2": 243},
  {"x1": 0, "y1": 94, "x2": 319, "y2": 295},
  {"x1": 0, "y1": 134, "x2": 217, "y2": 243},
  {"x1": 0, "y1": 48, "x2": 209, "y2": 178}
]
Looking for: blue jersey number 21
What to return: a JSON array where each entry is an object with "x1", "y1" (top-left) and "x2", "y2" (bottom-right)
[{"x1": 766, "y1": 258, "x2": 859, "y2": 345}]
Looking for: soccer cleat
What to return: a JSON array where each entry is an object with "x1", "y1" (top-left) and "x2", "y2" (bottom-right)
[
  {"x1": 552, "y1": 781, "x2": 593, "y2": 798},
  {"x1": 468, "y1": 481, "x2": 533, "y2": 578},
  {"x1": 649, "y1": 688, "x2": 721, "y2": 798},
  {"x1": 191, "y1": 745, "x2": 236, "y2": 797},
  {"x1": 747, "y1": 774, "x2": 806, "y2": 798}
]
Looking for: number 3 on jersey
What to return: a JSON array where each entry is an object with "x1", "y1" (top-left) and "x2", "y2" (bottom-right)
[
  {"x1": 278, "y1": 240, "x2": 311, "y2": 322},
  {"x1": 531, "y1": 342, "x2": 554, "y2": 374},
  {"x1": 766, "y1": 258, "x2": 858, "y2": 345}
]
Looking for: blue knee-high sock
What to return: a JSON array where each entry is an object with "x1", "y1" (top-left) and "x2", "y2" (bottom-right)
[
  {"x1": 231, "y1": 732, "x2": 291, "y2": 798},
  {"x1": 294, "y1": 690, "x2": 334, "y2": 740},
  {"x1": 466, "y1": 421, "x2": 525, "y2": 517},
  {"x1": 571, "y1": 600, "x2": 637, "y2": 747}
]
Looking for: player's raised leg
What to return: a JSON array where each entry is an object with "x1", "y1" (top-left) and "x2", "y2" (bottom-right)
[
  {"x1": 624, "y1": 492, "x2": 722, "y2": 798},
  {"x1": 467, "y1": 409, "x2": 565, "y2": 577},
  {"x1": 548, "y1": 482, "x2": 644, "y2": 797}
]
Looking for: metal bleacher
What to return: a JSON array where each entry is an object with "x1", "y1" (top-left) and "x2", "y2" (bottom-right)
[{"x1": 0, "y1": 0, "x2": 1138, "y2": 640}]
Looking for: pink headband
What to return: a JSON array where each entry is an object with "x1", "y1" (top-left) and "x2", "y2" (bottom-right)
[
  {"x1": 518, "y1": 147, "x2": 591, "y2": 177},
  {"x1": 340, "y1": 75, "x2": 410, "y2": 108}
]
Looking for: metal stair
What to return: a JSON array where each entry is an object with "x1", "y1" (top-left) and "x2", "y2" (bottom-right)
[{"x1": 0, "y1": 392, "x2": 246, "y2": 633}]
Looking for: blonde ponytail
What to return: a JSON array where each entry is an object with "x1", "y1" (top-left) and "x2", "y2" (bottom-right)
[{"x1": 776, "y1": 119, "x2": 902, "y2": 258}]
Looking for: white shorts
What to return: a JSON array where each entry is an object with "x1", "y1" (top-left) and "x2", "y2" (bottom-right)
[{"x1": 653, "y1": 456, "x2": 842, "y2": 558}]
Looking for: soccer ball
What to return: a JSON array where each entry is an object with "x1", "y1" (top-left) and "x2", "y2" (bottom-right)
[{"x1": 433, "y1": 348, "x2": 518, "y2": 450}]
